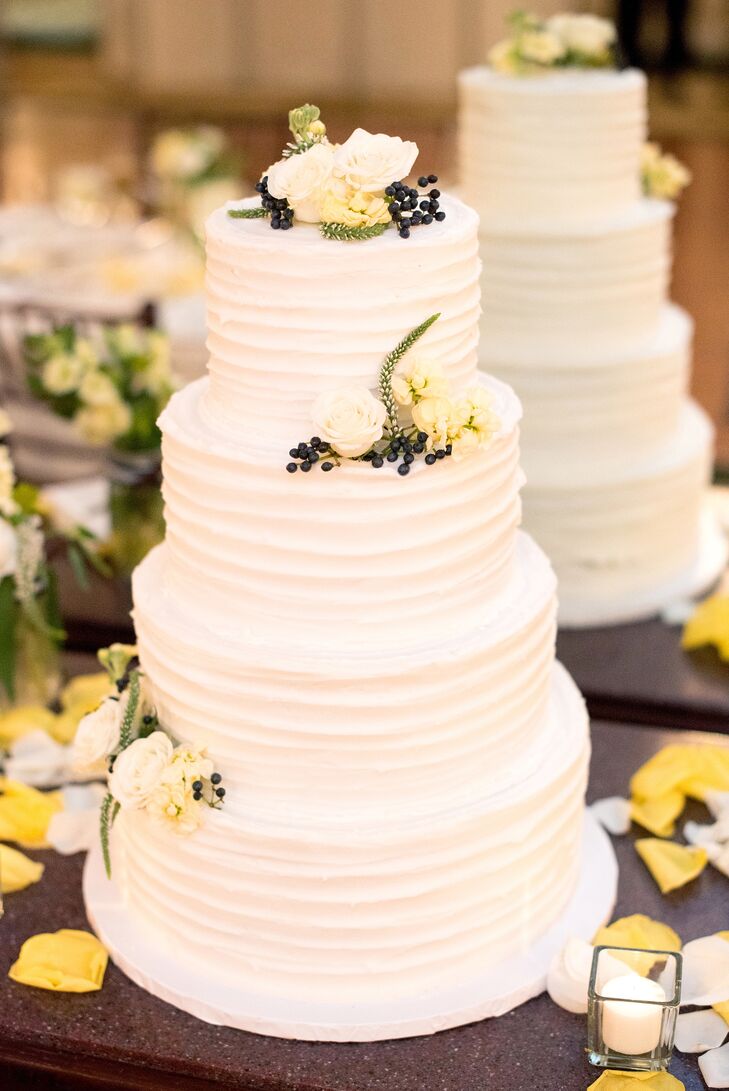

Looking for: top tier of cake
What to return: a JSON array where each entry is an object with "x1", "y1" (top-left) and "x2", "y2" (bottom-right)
[
  {"x1": 458, "y1": 67, "x2": 646, "y2": 228},
  {"x1": 202, "y1": 195, "x2": 481, "y2": 446}
]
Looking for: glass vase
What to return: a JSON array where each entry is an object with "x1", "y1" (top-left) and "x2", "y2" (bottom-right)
[{"x1": 107, "y1": 452, "x2": 164, "y2": 577}]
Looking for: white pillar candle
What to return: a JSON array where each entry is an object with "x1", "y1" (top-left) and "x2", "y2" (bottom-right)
[{"x1": 601, "y1": 974, "x2": 666, "y2": 1056}]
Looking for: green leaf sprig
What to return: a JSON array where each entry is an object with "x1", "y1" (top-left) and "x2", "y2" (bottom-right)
[{"x1": 378, "y1": 313, "x2": 440, "y2": 437}]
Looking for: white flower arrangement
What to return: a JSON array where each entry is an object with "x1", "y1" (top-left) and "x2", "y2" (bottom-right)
[
  {"x1": 229, "y1": 104, "x2": 446, "y2": 242},
  {"x1": 489, "y1": 11, "x2": 617, "y2": 75},
  {"x1": 24, "y1": 324, "x2": 176, "y2": 453},
  {"x1": 150, "y1": 125, "x2": 228, "y2": 185},
  {"x1": 73, "y1": 645, "x2": 225, "y2": 876},
  {"x1": 641, "y1": 142, "x2": 692, "y2": 200},
  {"x1": 286, "y1": 314, "x2": 500, "y2": 478}
]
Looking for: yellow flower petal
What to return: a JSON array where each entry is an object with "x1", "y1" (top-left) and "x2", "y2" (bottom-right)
[
  {"x1": 630, "y1": 790, "x2": 685, "y2": 837},
  {"x1": 715, "y1": 1002, "x2": 729, "y2": 1026},
  {"x1": 8, "y1": 929, "x2": 107, "y2": 992},
  {"x1": 593, "y1": 914, "x2": 681, "y2": 976},
  {"x1": 588, "y1": 1071, "x2": 685, "y2": 1090},
  {"x1": 718, "y1": 932, "x2": 729, "y2": 944},
  {"x1": 630, "y1": 745, "x2": 729, "y2": 804},
  {"x1": 49, "y1": 710, "x2": 83, "y2": 746},
  {"x1": 635, "y1": 839, "x2": 708, "y2": 894},
  {"x1": 60, "y1": 672, "x2": 113, "y2": 719},
  {"x1": 0, "y1": 706, "x2": 57, "y2": 748},
  {"x1": 0, "y1": 779, "x2": 63, "y2": 848},
  {"x1": 683, "y1": 594, "x2": 729, "y2": 659},
  {"x1": 0, "y1": 843, "x2": 44, "y2": 892}
]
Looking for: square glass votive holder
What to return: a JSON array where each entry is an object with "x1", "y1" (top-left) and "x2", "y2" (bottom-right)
[{"x1": 587, "y1": 946, "x2": 682, "y2": 1072}]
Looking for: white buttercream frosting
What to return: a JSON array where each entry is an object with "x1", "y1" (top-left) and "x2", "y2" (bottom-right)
[
  {"x1": 459, "y1": 67, "x2": 646, "y2": 227},
  {"x1": 203, "y1": 195, "x2": 482, "y2": 445}
]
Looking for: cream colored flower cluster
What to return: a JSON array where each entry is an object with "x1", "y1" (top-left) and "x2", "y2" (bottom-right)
[
  {"x1": 266, "y1": 126, "x2": 418, "y2": 229},
  {"x1": 150, "y1": 125, "x2": 226, "y2": 183},
  {"x1": 394, "y1": 355, "x2": 500, "y2": 459},
  {"x1": 641, "y1": 142, "x2": 692, "y2": 200},
  {"x1": 489, "y1": 12, "x2": 616, "y2": 75}
]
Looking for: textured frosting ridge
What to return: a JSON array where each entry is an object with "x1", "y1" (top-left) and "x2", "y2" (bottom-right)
[
  {"x1": 116, "y1": 188, "x2": 591, "y2": 1009},
  {"x1": 203, "y1": 195, "x2": 481, "y2": 445},
  {"x1": 459, "y1": 67, "x2": 646, "y2": 227}
]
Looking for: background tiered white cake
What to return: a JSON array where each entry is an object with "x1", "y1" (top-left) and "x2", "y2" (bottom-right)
[
  {"x1": 459, "y1": 65, "x2": 727, "y2": 626},
  {"x1": 85, "y1": 189, "x2": 616, "y2": 1041}
]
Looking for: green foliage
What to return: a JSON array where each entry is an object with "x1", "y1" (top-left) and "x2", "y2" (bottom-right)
[
  {"x1": 118, "y1": 670, "x2": 141, "y2": 750},
  {"x1": 0, "y1": 576, "x2": 18, "y2": 701},
  {"x1": 100, "y1": 793, "x2": 115, "y2": 879},
  {"x1": 227, "y1": 206, "x2": 268, "y2": 219},
  {"x1": 320, "y1": 222, "x2": 388, "y2": 242},
  {"x1": 378, "y1": 313, "x2": 441, "y2": 436}
]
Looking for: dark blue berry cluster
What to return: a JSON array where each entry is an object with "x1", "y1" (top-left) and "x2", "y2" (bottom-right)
[
  {"x1": 255, "y1": 175, "x2": 294, "y2": 230},
  {"x1": 385, "y1": 174, "x2": 446, "y2": 239},
  {"x1": 192, "y1": 770, "x2": 226, "y2": 809},
  {"x1": 286, "y1": 436, "x2": 336, "y2": 473}
]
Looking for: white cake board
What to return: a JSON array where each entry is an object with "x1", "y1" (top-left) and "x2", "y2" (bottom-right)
[
  {"x1": 558, "y1": 501, "x2": 728, "y2": 630},
  {"x1": 84, "y1": 810, "x2": 617, "y2": 1043}
]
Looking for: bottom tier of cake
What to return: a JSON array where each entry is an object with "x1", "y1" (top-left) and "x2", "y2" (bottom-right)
[
  {"x1": 97, "y1": 660, "x2": 589, "y2": 1018},
  {"x1": 521, "y1": 399, "x2": 726, "y2": 627}
]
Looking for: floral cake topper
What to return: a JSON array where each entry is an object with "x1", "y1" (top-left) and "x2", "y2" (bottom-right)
[
  {"x1": 229, "y1": 104, "x2": 446, "y2": 241},
  {"x1": 489, "y1": 11, "x2": 617, "y2": 75},
  {"x1": 286, "y1": 314, "x2": 500, "y2": 478}
]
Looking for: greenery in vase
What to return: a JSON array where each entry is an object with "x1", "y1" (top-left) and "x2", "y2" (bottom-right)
[{"x1": 24, "y1": 323, "x2": 176, "y2": 454}]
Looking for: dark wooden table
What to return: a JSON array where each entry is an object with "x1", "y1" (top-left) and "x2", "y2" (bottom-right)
[
  {"x1": 558, "y1": 620, "x2": 729, "y2": 732},
  {"x1": 0, "y1": 721, "x2": 727, "y2": 1091}
]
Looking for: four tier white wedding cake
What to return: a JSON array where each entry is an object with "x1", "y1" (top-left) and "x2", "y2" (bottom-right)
[
  {"x1": 459, "y1": 14, "x2": 727, "y2": 626},
  {"x1": 83, "y1": 109, "x2": 614, "y2": 1041}
]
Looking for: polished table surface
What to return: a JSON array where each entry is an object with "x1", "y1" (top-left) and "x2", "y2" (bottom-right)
[{"x1": 1, "y1": 721, "x2": 727, "y2": 1091}]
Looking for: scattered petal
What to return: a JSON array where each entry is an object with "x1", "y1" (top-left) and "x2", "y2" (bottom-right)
[
  {"x1": 676, "y1": 1009, "x2": 728, "y2": 1052},
  {"x1": 700, "y1": 1041, "x2": 729, "y2": 1088},
  {"x1": 60, "y1": 672, "x2": 113, "y2": 718},
  {"x1": 0, "y1": 706, "x2": 57, "y2": 748},
  {"x1": 635, "y1": 838, "x2": 707, "y2": 894},
  {"x1": 5, "y1": 729, "x2": 71, "y2": 788},
  {"x1": 706, "y1": 791, "x2": 729, "y2": 820},
  {"x1": 681, "y1": 936, "x2": 729, "y2": 1007},
  {"x1": 593, "y1": 915, "x2": 681, "y2": 976},
  {"x1": 662, "y1": 598, "x2": 695, "y2": 626},
  {"x1": 712, "y1": 844, "x2": 729, "y2": 878},
  {"x1": 47, "y1": 784, "x2": 106, "y2": 855},
  {"x1": 8, "y1": 929, "x2": 107, "y2": 992},
  {"x1": 588, "y1": 1071, "x2": 685, "y2": 1090},
  {"x1": 591, "y1": 796, "x2": 632, "y2": 835},
  {"x1": 631, "y1": 791, "x2": 685, "y2": 838},
  {"x1": 684, "y1": 820, "x2": 722, "y2": 851},
  {"x1": 715, "y1": 1002, "x2": 729, "y2": 1026},
  {"x1": 0, "y1": 843, "x2": 44, "y2": 892},
  {"x1": 0, "y1": 779, "x2": 63, "y2": 848},
  {"x1": 683, "y1": 594, "x2": 729, "y2": 660},
  {"x1": 631, "y1": 745, "x2": 729, "y2": 805},
  {"x1": 60, "y1": 783, "x2": 106, "y2": 812},
  {"x1": 546, "y1": 938, "x2": 626, "y2": 1014}
]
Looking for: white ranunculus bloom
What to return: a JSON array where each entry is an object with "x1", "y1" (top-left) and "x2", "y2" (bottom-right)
[
  {"x1": 266, "y1": 142, "x2": 335, "y2": 223},
  {"x1": 519, "y1": 29, "x2": 567, "y2": 65},
  {"x1": 0, "y1": 519, "x2": 18, "y2": 579},
  {"x1": 311, "y1": 387, "x2": 387, "y2": 459},
  {"x1": 72, "y1": 696, "x2": 124, "y2": 773},
  {"x1": 109, "y1": 731, "x2": 173, "y2": 810},
  {"x1": 42, "y1": 353, "x2": 84, "y2": 395},
  {"x1": 75, "y1": 399, "x2": 132, "y2": 446},
  {"x1": 79, "y1": 370, "x2": 119, "y2": 407},
  {"x1": 332, "y1": 129, "x2": 419, "y2": 193},
  {"x1": 547, "y1": 14, "x2": 616, "y2": 56}
]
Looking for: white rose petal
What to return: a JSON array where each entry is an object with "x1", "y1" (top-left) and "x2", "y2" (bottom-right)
[
  {"x1": 547, "y1": 14, "x2": 616, "y2": 56},
  {"x1": 700, "y1": 1041, "x2": 729, "y2": 1088},
  {"x1": 547, "y1": 938, "x2": 630, "y2": 1014},
  {"x1": 681, "y1": 935, "x2": 729, "y2": 1007},
  {"x1": 72, "y1": 697, "x2": 124, "y2": 773},
  {"x1": 676, "y1": 1009, "x2": 729, "y2": 1054},
  {"x1": 311, "y1": 387, "x2": 386, "y2": 459},
  {"x1": 333, "y1": 128, "x2": 418, "y2": 194},
  {"x1": 706, "y1": 790, "x2": 729, "y2": 820},
  {"x1": 519, "y1": 29, "x2": 566, "y2": 65},
  {"x1": 591, "y1": 796, "x2": 632, "y2": 836},
  {"x1": 266, "y1": 142, "x2": 335, "y2": 223},
  {"x1": 109, "y1": 731, "x2": 173, "y2": 810},
  {"x1": 0, "y1": 519, "x2": 17, "y2": 579},
  {"x1": 6, "y1": 729, "x2": 71, "y2": 788}
]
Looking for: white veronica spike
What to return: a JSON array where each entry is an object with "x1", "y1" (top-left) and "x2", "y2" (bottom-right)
[
  {"x1": 699, "y1": 1041, "x2": 729, "y2": 1088},
  {"x1": 676, "y1": 1010, "x2": 729, "y2": 1053}
]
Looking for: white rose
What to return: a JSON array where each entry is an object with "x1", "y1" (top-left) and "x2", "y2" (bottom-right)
[
  {"x1": 519, "y1": 29, "x2": 567, "y2": 65},
  {"x1": 0, "y1": 519, "x2": 17, "y2": 580},
  {"x1": 75, "y1": 399, "x2": 132, "y2": 446},
  {"x1": 333, "y1": 129, "x2": 419, "y2": 193},
  {"x1": 72, "y1": 696, "x2": 123, "y2": 773},
  {"x1": 79, "y1": 370, "x2": 119, "y2": 407},
  {"x1": 109, "y1": 731, "x2": 173, "y2": 810},
  {"x1": 151, "y1": 128, "x2": 219, "y2": 180},
  {"x1": 42, "y1": 354, "x2": 84, "y2": 395},
  {"x1": 547, "y1": 14, "x2": 616, "y2": 57},
  {"x1": 266, "y1": 142, "x2": 334, "y2": 223},
  {"x1": 311, "y1": 387, "x2": 387, "y2": 459}
]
